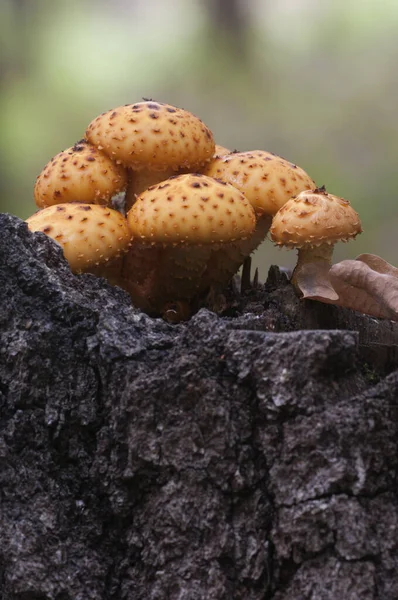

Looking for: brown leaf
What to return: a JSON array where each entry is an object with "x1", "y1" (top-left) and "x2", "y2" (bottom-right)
[
  {"x1": 356, "y1": 253, "x2": 398, "y2": 277},
  {"x1": 294, "y1": 253, "x2": 398, "y2": 321},
  {"x1": 330, "y1": 259, "x2": 398, "y2": 321}
]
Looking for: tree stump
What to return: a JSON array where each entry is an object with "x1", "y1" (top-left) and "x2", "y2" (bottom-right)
[{"x1": 1, "y1": 213, "x2": 398, "y2": 600}]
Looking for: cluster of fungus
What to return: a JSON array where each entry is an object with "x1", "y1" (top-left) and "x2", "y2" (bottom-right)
[{"x1": 28, "y1": 99, "x2": 379, "y2": 321}]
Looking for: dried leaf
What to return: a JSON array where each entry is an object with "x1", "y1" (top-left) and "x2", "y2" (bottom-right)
[
  {"x1": 330, "y1": 259, "x2": 398, "y2": 321},
  {"x1": 294, "y1": 252, "x2": 398, "y2": 321},
  {"x1": 356, "y1": 253, "x2": 398, "y2": 277}
]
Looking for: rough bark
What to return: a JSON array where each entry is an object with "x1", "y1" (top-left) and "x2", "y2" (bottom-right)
[{"x1": 1, "y1": 213, "x2": 398, "y2": 600}]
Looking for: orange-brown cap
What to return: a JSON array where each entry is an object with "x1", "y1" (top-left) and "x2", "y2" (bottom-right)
[
  {"x1": 202, "y1": 150, "x2": 315, "y2": 216},
  {"x1": 126, "y1": 173, "x2": 256, "y2": 245},
  {"x1": 214, "y1": 144, "x2": 231, "y2": 157},
  {"x1": 270, "y1": 187, "x2": 362, "y2": 248},
  {"x1": 34, "y1": 140, "x2": 127, "y2": 208},
  {"x1": 86, "y1": 102, "x2": 215, "y2": 172},
  {"x1": 26, "y1": 203, "x2": 132, "y2": 272}
]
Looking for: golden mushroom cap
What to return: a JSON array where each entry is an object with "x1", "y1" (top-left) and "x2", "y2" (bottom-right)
[
  {"x1": 126, "y1": 173, "x2": 256, "y2": 245},
  {"x1": 270, "y1": 187, "x2": 363, "y2": 248},
  {"x1": 86, "y1": 102, "x2": 215, "y2": 172},
  {"x1": 26, "y1": 203, "x2": 132, "y2": 272},
  {"x1": 202, "y1": 150, "x2": 315, "y2": 216},
  {"x1": 214, "y1": 144, "x2": 231, "y2": 157},
  {"x1": 34, "y1": 140, "x2": 127, "y2": 208}
]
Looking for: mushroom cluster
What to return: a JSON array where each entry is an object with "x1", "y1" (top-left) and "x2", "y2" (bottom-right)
[{"x1": 27, "y1": 100, "x2": 376, "y2": 321}]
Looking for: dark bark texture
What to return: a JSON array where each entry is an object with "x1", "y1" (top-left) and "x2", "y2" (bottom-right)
[{"x1": 1, "y1": 213, "x2": 398, "y2": 599}]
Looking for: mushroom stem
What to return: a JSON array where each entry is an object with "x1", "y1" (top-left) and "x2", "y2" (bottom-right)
[
  {"x1": 152, "y1": 245, "x2": 213, "y2": 309},
  {"x1": 125, "y1": 167, "x2": 177, "y2": 212},
  {"x1": 292, "y1": 244, "x2": 333, "y2": 284},
  {"x1": 291, "y1": 244, "x2": 338, "y2": 300},
  {"x1": 204, "y1": 214, "x2": 272, "y2": 290},
  {"x1": 239, "y1": 213, "x2": 273, "y2": 256},
  {"x1": 120, "y1": 243, "x2": 213, "y2": 315},
  {"x1": 87, "y1": 255, "x2": 124, "y2": 286}
]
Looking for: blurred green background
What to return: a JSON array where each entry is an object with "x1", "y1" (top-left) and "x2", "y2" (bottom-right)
[{"x1": 1, "y1": 0, "x2": 398, "y2": 277}]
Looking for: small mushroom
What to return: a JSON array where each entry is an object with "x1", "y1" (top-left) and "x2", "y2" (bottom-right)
[
  {"x1": 85, "y1": 101, "x2": 215, "y2": 209},
  {"x1": 34, "y1": 140, "x2": 127, "y2": 207},
  {"x1": 123, "y1": 173, "x2": 256, "y2": 316},
  {"x1": 270, "y1": 187, "x2": 362, "y2": 298},
  {"x1": 26, "y1": 203, "x2": 132, "y2": 274}
]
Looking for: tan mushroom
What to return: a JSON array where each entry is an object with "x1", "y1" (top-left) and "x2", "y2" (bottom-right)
[
  {"x1": 201, "y1": 150, "x2": 316, "y2": 285},
  {"x1": 26, "y1": 203, "x2": 132, "y2": 274},
  {"x1": 86, "y1": 101, "x2": 215, "y2": 209},
  {"x1": 34, "y1": 140, "x2": 127, "y2": 208},
  {"x1": 214, "y1": 144, "x2": 231, "y2": 157},
  {"x1": 123, "y1": 173, "x2": 256, "y2": 317},
  {"x1": 203, "y1": 150, "x2": 314, "y2": 217},
  {"x1": 270, "y1": 187, "x2": 362, "y2": 299}
]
